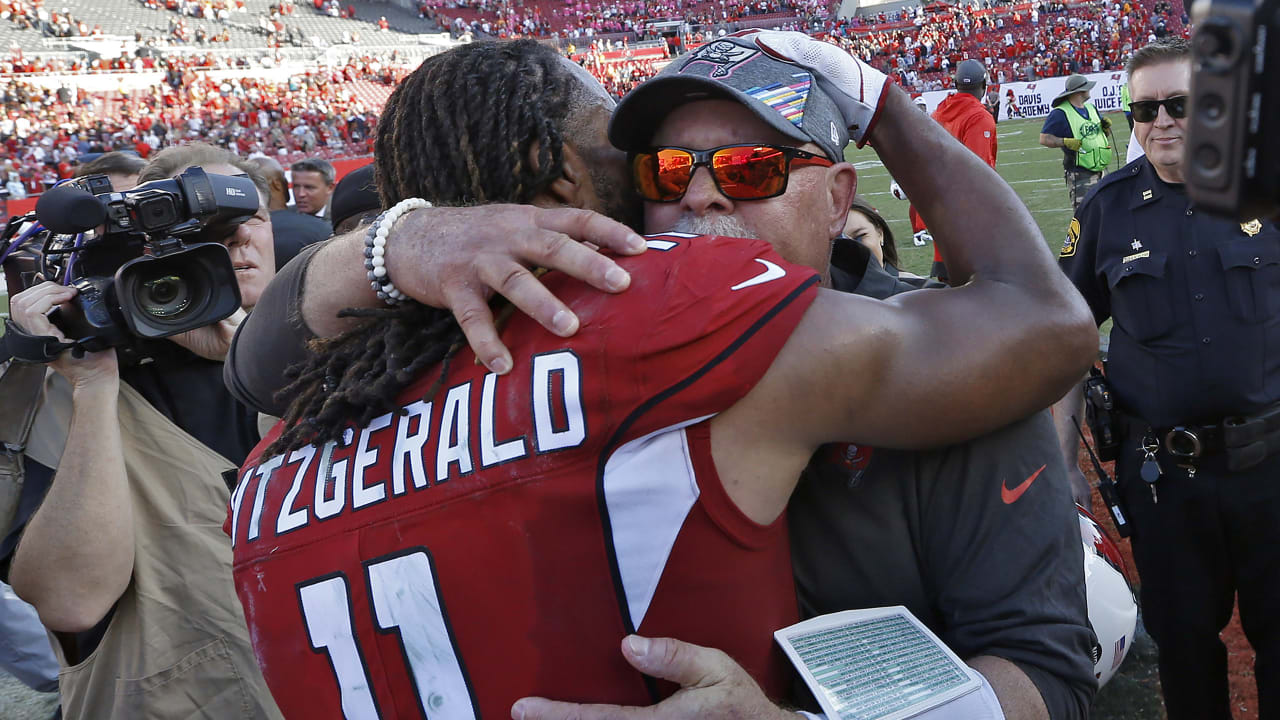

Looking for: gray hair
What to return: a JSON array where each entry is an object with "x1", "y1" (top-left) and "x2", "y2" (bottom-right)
[{"x1": 290, "y1": 157, "x2": 336, "y2": 186}]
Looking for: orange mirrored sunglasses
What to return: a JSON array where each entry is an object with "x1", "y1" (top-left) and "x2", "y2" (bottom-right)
[{"x1": 630, "y1": 144, "x2": 835, "y2": 202}]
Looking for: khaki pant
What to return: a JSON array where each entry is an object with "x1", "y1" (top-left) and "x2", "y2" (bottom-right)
[{"x1": 1066, "y1": 168, "x2": 1103, "y2": 211}]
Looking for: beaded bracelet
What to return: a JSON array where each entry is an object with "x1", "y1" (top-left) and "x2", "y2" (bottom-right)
[{"x1": 364, "y1": 197, "x2": 432, "y2": 305}]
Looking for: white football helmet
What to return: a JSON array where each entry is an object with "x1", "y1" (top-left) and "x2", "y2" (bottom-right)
[{"x1": 1078, "y1": 505, "x2": 1138, "y2": 688}]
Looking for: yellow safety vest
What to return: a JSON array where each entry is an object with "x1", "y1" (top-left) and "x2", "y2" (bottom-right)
[{"x1": 1057, "y1": 101, "x2": 1112, "y2": 172}]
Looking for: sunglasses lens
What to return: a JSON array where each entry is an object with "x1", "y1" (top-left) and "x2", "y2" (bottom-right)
[
  {"x1": 633, "y1": 149, "x2": 692, "y2": 202},
  {"x1": 1130, "y1": 97, "x2": 1187, "y2": 123},
  {"x1": 711, "y1": 146, "x2": 788, "y2": 200},
  {"x1": 1131, "y1": 102, "x2": 1157, "y2": 123}
]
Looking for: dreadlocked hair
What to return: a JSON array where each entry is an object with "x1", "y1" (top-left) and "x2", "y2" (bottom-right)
[
  {"x1": 266, "y1": 41, "x2": 587, "y2": 458},
  {"x1": 375, "y1": 39, "x2": 580, "y2": 207}
]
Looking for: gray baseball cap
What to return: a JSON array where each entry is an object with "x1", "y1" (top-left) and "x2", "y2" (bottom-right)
[
  {"x1": 955, "y1": 59, "x2": 987, "y2": 90},
  {"x1": 609, "y1": 36, "x2": 849, "y2": 162}
]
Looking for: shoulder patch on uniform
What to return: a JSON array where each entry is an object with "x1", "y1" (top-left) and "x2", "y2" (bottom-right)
[{"x1": 1060, "y1": 218, "x2": 1080, "y2": 258}]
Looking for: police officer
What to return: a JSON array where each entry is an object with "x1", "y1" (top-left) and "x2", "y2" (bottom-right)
[
  {"x1": 1039, "y1": 73, "x2": 1113, "y2": 211},
  {"x1": 1053, "y1": 38, "x2": 1280, "y2": 719}
]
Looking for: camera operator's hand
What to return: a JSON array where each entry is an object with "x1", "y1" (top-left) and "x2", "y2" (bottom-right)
[
  {"x1": 9, "y1": 281, "x2": 118, "y2": 387},
  {"x1": 169, "y1": 307, "x2": 246, "y2": 361}
]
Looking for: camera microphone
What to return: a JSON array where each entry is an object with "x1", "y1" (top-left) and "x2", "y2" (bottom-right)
[{"x1": 35, "y1": 184, "x2": 108, "y2": 235}]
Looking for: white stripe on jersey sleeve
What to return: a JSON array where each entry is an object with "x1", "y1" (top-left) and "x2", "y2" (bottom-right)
[{"x1": 602, "y1": 416, "x2": 712, "y2": 629}]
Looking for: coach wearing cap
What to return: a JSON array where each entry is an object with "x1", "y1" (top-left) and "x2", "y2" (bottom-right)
[
  {"x1": 1039, "y1": 73, "x2": 1113, "y2": 211},
  {"x1": 530, "y1": 32, "x2": 1095, "y2": 720}
]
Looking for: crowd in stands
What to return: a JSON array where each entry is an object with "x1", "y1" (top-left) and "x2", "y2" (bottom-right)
[
  {"x1": 0, "y1": 52, "x2": 408, "y2": 197},
  {"x1": 553, "y1": 0, "x2": 1187, "y2": 97},
  {"x1": 415, "y1": 0, "x2": 1185, "y2": 95},
  {"x1": 569, "y1": 38, "x2": 666, "y2": 97},
  {"x1": 422, "y1": 0, "x2": 830, "y2": 40},
  {"x1": 2, "y1": 0, "x2": 104, "y2": 37},
  {"x1": 1, "y1": 47, "x2": 281, "y2": 75},
  {"x1": 827, "y1": 0, "x2": 1187, "y2": 90},
  {"x1": 138, "y1": 0, "x2": 310, "y2": 46},
  {"x1": 139, "y1": 0, "x2": 249, "y2": 21}
]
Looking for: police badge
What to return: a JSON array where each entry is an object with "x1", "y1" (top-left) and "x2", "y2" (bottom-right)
[
  {"x1": 1241, "y1": 219, "x2": 1263, "y2": 237},
  {"x1": 1060, "y1": 218, "x2": 1080, "y2": 257}
]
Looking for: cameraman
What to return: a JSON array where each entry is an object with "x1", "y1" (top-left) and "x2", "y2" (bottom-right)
[{"x1": 2, "y1": 144, "x2": 282, "y2": 719}]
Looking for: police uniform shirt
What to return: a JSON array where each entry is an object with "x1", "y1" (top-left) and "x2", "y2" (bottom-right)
[
  {"x1": 1059, "y1": 156, "x2": 1280, "y2": 428},
  {"x1": 1041, "y1": 105, "x2": 1092, "y2": 170}
]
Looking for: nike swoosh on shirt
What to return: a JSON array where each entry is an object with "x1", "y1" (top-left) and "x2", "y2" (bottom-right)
[
  {"x1": 731, "y1": 258, "x2": 786, "y2": 291},
  {"x1": 1001, "y1": 464, "x2": 1046, "y2": 505}
]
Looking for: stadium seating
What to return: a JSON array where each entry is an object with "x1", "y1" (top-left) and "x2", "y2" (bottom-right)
[{"x1": 0, "y1": 0, "x2": 441, "y2": 51}]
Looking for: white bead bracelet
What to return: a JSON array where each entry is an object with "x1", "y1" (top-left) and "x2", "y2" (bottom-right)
[{"x1": 364, "y1": 197, "x2": 432, "y2": 305}]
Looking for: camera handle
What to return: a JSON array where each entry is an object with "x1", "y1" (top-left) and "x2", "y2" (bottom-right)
[{"x1": 0, "y1": 318, "x2": 83, "y2": 364}]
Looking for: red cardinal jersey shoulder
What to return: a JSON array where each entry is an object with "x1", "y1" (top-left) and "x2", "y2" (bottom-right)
[{"x1": 227, "y1": 233, "x2": 819, "y2": 719}]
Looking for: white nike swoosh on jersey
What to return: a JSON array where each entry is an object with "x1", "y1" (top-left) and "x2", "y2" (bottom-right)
[{"x1": 731, "y1": 258, "x2": 786, "y2": 291}]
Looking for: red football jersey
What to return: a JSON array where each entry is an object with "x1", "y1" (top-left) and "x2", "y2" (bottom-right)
[{"x1": 228, "y1": 233, "x2": 818, "y2": 719}]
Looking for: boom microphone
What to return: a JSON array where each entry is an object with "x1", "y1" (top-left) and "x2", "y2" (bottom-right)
[{"x1": 35, "y1": 184, "x2": 108, "y2": 235}]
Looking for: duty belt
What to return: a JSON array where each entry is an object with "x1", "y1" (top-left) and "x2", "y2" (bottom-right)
[{"x1": 1155, "y1": 403, "x2": 1280, "y2": 472}]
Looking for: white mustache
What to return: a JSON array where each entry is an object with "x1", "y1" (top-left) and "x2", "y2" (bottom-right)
[{"x1": 669, "y1": 213, "x2": 758, "y2": 239}]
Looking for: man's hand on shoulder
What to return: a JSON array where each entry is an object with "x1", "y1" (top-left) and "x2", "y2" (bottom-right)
[
  {"x1": 512, "y1": 635, "x2": 797, "y2": 720},
  {"x1": 314, "y1": 204, "x2": 645, "y2": 375}
]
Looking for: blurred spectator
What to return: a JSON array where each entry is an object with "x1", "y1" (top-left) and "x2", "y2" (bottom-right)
[
  {"x1": 288, "y1": 157, "x2": 335, "y2": 217},
  {"x1": 75, "y1": 151, "x2": 147, "y2": 191},
  {"x1": 250, "y1": 155, "x2": 332, "y2": 269}
]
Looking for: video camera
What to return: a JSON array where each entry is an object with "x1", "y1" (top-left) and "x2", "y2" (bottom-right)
[
  {"x1": 0, "y1": 167, "x2": 258, "y2": 359},
  {"x1": 1186, "y1": 0, "x2": 1279, "y2": 219}
]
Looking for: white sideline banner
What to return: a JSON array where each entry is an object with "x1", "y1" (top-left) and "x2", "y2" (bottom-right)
[{"x1": 914, "y1": 70, "x2": 1129, "y2": 120}]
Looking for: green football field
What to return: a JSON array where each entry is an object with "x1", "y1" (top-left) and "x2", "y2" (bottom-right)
[{"x1": 845, "y1": 114, "x2": 1135, "y2": 277}]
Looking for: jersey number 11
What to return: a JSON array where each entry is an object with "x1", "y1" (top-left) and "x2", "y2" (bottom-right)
[{"x1": 298, "y1": 547, "x2": 479, "y2": 719}]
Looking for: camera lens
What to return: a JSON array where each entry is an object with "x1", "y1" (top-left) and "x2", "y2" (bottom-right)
[
  {"x1": 131, "y1": 195, "x2": 180, "y2": 232},
  {"x1": 137, "y1": 273, "x2": 193, "y2": 318}
]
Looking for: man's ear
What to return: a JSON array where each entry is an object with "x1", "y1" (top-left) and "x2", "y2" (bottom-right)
[
  {"x1": 825, "y1": 162, "x2": 858, "y2": 240},
  {"x1": 528, "y1": 140, "x2": 593, "y2": 209}
]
